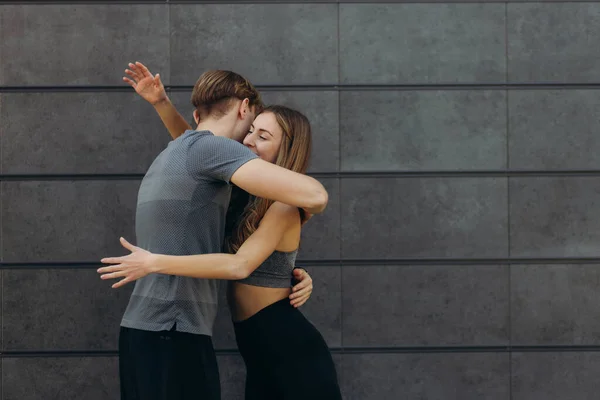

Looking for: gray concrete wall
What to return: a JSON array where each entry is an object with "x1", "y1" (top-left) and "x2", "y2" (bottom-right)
[{"x1": 2, "y1": 2, "x2": 600, "y2": 399}]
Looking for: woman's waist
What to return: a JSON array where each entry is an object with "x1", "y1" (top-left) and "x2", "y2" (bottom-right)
[{"x1": 228, "y1": 283, "x2": 292, "y2": 322}]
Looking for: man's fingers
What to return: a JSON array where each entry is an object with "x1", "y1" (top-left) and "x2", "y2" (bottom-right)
[
  {"x1": 125, "y1": 69, "x2": 142, "y2": 85},
  {"x1": 290, "y1": 287, "x2": 310, "y2": 299},
  {"x1": 125, "y1": 68, "x2": 141, "y2": 81},
  {"x1": 289, "y1": 286, "x2": 311, "y2": 300},
  {"x1": 135, "y1": 62, "x2": 152, "y2": 78},
  {"x1": 291, "y1": 295, "x2": 309, "y2": 307},
  {"x1": 292, "y1": 269, "x2": 305, "y2": 278},
  {"x1": 128, "y1": 63, "x2": 141, "y2": 76},
  {"x1": 126, "y1": 65, "x2": 144, "y2": 82},
  {"x1": 292, "y1": 300, "x2": 307, "y2": 308},
  {"x1": 292, "y1": 278, "x2": 310, "y2": 292},
  {"x1": 292, "y1": 289, "x2": 312, "y2": 302},
  {"x1": 292, "y1": 280, "x2": 312, "y2": 294},
  {"x1": 126, "y1": 64, "x2": 139, "y2": 75},
  {"x1": 123, "y1": 77, "x2": 137, "y2": 88}
]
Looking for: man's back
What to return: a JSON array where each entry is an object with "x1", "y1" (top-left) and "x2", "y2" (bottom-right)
[{"x1": 121, "y1": 130, "x2": 257, "y2": 335}]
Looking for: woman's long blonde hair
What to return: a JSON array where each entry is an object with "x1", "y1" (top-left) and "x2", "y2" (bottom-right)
[{"x1": 225, "y1": 105, "x2": 313, "y2": 253}]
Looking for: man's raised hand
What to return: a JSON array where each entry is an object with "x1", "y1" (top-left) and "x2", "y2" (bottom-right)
[{"x1": 123, "y1": 61, "x2": 168, "y2": 106}]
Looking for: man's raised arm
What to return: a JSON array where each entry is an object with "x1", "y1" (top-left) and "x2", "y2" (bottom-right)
[
  {"x1": 124, "y1": 61, "x2": 192, "y2": 140},
  {"x1": 230, "y1": 159, "x2": 328, "y2": 215}
]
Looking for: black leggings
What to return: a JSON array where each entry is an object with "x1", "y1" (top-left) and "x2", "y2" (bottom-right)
[{"x1": 234, "y1": 298, "x2": 343, "y2": 400}]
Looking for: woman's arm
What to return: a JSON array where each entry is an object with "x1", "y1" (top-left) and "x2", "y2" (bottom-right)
[
  {"x1": 98, "y1": 202, "x2": 300, "y2": 288},
  {"x1": 124, "y1": 61, "x2": 192, "y2": 140}
]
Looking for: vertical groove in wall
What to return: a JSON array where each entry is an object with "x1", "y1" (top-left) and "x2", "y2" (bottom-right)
[
  {"x1": 336, "y1": 2, "x2": 344, "y2": 360},
  {"x1": 336, "y1": 2, "x2": 341, "y2": 173},
  {"x1": 167, "y1": 0, "x2": 172, "y2": 85},
  {"x1": 1, "y1": 270, "x2": 3, "y2": 400},
  {"x1": 165, "y1": 0, "x2": 174, "y2": 141},
  {"x1": 0, "y1": 92, "x2": 3, "y2": 266},
  {"x1": 0, "y1": 84, "x2": 4, "y2": 384},
  {"x1": 0, "y1": 87, "x2": 3, "y2": 400},
  {"x1": 504, "y1": 3, "x2": 513, "y2": 399},
  {"x1": 1, "y1": 269, "x2": 3, "y2": 400}
]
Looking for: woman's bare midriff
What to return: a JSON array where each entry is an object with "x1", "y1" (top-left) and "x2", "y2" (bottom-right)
[{"x1": 228, "y1": 281, "x2": 292, "y2": 322}]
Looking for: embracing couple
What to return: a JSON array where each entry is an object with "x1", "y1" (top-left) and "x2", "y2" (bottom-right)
[{"x1": 97, "y1": 62, "x2": 343, "y2": 400}]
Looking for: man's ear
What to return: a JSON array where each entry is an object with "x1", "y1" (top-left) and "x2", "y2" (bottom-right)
[
  {"x1": 239, "y1": 98, "x2": 251, "y2": 120},
  {"x1": 193, "y1": 109, "x2": 200, "y2": 125}
]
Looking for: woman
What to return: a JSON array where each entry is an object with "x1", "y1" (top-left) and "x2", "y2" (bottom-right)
[{"x1": 99, "y1": 68, "x2": 343, "y2": 399}]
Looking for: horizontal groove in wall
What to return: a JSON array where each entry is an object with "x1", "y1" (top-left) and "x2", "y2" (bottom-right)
[
  {"x1": 2, "y1": 1, "x2": 600, "y2": 4},
  {"x1": 4, "y1": 257, "x2": 600, "y2": 269},
  {"x1": 169, "y1": 0, "x2": 600, "y2": 3},
  {"x1": 0, "y1": 1, "x2": 165, "y2": 3},
  {"x1": 4, "y1": 170, "x2": 600, "y2": 181},
  {"x1": 0, "y1": 174, "x2": 144, "y2": 181},
  {"x1": 338, "y1": 345, "x2": 600, "y2": 354},
  {"x1": 6, "y1": 345, "x2": 600, "y2": 358},
  {"x1": 0, "y1": 1, "x2": 338, "y2": 4},
  {"x1": 5, "y1": 83, "x2": 600, "y2": 93}
]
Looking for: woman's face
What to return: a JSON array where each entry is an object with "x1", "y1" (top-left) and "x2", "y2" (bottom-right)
[{"x1": 243, "y1": 112, "x2": 283, "y2": 163}]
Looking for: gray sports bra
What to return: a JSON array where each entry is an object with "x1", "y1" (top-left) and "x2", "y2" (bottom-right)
[{"x1": 236, "y1": 248, "x2": 299, "y2": 288}]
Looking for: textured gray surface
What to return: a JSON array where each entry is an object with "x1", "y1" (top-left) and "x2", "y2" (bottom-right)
[
  {"x1": 509, "y1": 177, "x2": 600, "y2": 258},
  {"x1": 341, "y1": 178, "x2": 509, "y2": 259},
  {"x1": 340, "y1": 4, "x2": 506, "y2": 84},
  {"x1": 2, "y1": 2, "x2": 599, "y2": 399},
  {"x1": 170, "y1": 4, "x2": 338, "y2": 85},
  {"x1": 511, "y1": 264, "x2": 600, "y2": 345},
  {"x1": 342, "y1": 265, "x2": 509, "y2": 346},
  {"x1": 2, "y1": 181, "x2": 139, "y2": 262},
  {"x1": 508, "y1": 90, "x2": 600, "y2": 170},
  {"x1": 340, "y1": 353, "x2": 510, "y2": 400},
  {"x1": 340, "y1": 90, "x2": 507, "y2": 171},
  {"x1": 511, "y1": 352, "x2": 600, "y2": 400},
  {"x1": 1, "y1": 92, "x2": 170, "y2": 174},
  {"x1": 0, "y1": 5, "x2": 169, "y2": 86},
  {"x1": 508, "y1": 4, "x2": 600, "y2": 83},
  {"x1": 3, "y1": 269, "x2": 131, "y2": 351},
  {"x1": 2, "y1": 357, "x2": 120, "y2": 400}
]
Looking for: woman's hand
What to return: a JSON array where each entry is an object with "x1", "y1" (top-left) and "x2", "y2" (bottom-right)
[
  {"x1": 98, "y1": 237, "x2": 157, "y2": 289},
  {"x1": 123, "y1": 61, "x2": 168, "y2": 106}
]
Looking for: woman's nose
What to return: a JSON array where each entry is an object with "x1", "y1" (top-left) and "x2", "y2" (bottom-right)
[{"x1": 244, "y1": 135, "x2": 254, "y2": 147}]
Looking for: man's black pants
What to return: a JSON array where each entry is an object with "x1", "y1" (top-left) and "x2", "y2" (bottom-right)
[{"x1": 119, "y1": 326, "x2": 220, "y2": 400}]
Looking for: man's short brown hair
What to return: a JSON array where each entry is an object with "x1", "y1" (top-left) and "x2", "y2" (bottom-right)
[{"x1": 191, "y1": 70, "x2": 263, "y2": 120}]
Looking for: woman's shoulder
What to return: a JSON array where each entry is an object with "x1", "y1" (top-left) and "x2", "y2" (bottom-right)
[
  {"x1": 267, "y1": 203, "x2": 302, "y2": 252},
  {"x1": 265, "y1": 202, "x2": 302, "y2": 225}
]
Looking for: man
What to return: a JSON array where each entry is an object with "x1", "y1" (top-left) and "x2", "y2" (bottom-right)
[{"x1": 114, "y1": 62, "x2": 327, "y2": 399}]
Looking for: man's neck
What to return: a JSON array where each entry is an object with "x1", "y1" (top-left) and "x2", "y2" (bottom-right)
[{"x1": 195, "y1": 120, "x2": 236, "y2": 140}]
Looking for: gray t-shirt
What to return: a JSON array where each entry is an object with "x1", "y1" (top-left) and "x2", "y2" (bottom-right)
[{"x1": 120, "y1": 130, "x2": 258, "y2": 335}]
